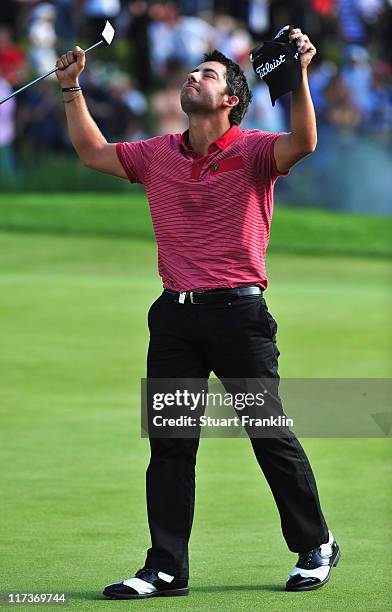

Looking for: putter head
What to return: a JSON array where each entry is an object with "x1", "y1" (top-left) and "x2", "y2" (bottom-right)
[{"x1": 101, "y1": 20, "x2": 115, "y2": 46}]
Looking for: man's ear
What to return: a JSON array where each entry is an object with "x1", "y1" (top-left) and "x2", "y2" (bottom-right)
[{"x1": 223, "y1": 95, "x2": 239, "y2": 109}]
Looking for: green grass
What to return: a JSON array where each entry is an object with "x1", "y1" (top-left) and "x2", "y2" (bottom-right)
[
  {"x1": 0, "y1": 153, "x2": 132, "y2": 193},
  {"x1": 0, "y1": 228, "x2": 391, "y2": 611},
  {"x1": 0, "y1": 193, "x2": 391, "y2": 258}
]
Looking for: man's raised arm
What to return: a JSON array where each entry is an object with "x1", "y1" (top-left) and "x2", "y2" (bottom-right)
[
  {"x1": 274, "y1": 28, "x2": 317, "y2": 175},
  {"x1": 56, "y1": 46, "x2": 126, "y2": 178}
]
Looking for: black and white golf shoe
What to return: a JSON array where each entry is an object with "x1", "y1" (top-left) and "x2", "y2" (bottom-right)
[
  {"x1": 285, "y1": 530, "x2": 340, "y2": 592},
  {"x1": 103, "y1": 567, "x2": 189, "y2": 599}
]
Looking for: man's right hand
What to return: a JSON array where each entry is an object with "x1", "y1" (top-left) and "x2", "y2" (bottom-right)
[{"x1": 55, "y1": 46, "x2": 85, "y2": 86}]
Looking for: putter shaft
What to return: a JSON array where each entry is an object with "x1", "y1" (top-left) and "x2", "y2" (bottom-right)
[{"x1": 0, "y1": 39, "x2": 104, "y2": 105}]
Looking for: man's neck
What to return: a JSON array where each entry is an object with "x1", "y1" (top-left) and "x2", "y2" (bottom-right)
[{"x1": 187, "y1": 115, "x2": 232, "y2": 157}]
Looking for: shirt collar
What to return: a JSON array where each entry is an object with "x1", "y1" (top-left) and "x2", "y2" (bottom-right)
[{"x1": 180, "y1": 125, "x2": 242, "y2": 158}]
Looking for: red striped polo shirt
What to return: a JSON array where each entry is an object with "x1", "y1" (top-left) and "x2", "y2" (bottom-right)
[{"x1": 116, "y1": 125, "x2": 288, "y2": 292}]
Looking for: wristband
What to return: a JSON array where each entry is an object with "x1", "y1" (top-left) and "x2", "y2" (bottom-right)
[{"x1": 62, "y1": 86, "x2": 81, "y2": 92}]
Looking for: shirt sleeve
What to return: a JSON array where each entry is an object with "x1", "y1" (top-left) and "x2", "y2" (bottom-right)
[
  {"x1": 116, "y1": 136, "x2": 161, "y2": 184},
  {"x1": 253, "y1": 131, "x2": 290, "y2": 181}
]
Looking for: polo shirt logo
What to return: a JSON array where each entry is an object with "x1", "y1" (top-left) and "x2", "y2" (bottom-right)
[{"x1": 210, "y1": 156, "x2": 244, "y2": 175}]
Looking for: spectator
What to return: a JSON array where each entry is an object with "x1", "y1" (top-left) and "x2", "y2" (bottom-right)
[
  {"x1": 173, "y1": 11, "x2": 216, "y2": 67},
  {"x1": 341, "y1": 45, "x2": 373, "y2": 121},
  {"x1": 84, "y1": 0, "x2": 121, "y2": 19},
  {"x1": 82, "y1": 65, "x2": 113, "y2": 135},
  {"x1": 242, "y1": 79, "x2": 286, "y2": 132},
  {"x1": 312, "y1": 0, "x2": 335, "y2": 16},
  {"x1": 151, "y1": 60, "x2": 187, "y2": 134},
  {"x1": 217, "y1": 23, "x2": 253, "y2": 67},
  {"x1": 336, "y1": 0, "x2": 367, "y2": 44},
  {"x1": 248, "y1": 0, "x2": 270, "y2": 35},
  {"x1": 126, "y1": 1, "x2": 152, "y2": 91},
  {"x1": 28, "y1": 3, "x2": 58, "y2": 75},
  {"x1": 213, "y1": 14, "x2": 237, "y2": 59},
  {"x1": 106, "y1": 71, "x2": 147, "y2": 140},
  {"x1": 368, "y1": 61, "x2": 392, "y2": 134},
  {"x1": 0, "y1": 71, "x2": 17, "y2": 177},
  {"x1": 0, "y1": 26, "x2": 27, "y2": 87},
  {"x1": 82, "y1": 0, "x2": 121, "y2": 39},
  {"x1": 214, "y1": 0, "x2": 248, "y2": 22},
  {"x1": 148, "y1": 2, "x2": 216, "y2": 76},
  {"x1": 357, "y1": 0, "x2": 384, "y2": 23},
  {"x1": 323, "y1": 72, "x2": 362, "y2": 130},
  {"x1": 0, "y1": 0, "x2": 390, "y2": 213},
  {"x1": 54, "y1": 0, "x2": 79, "y2": 47},
  {"x1": 180, "y1": 0, "x2": 213, "y2": 17},
  {"x1": 120, "y1": 75, "x2": 147, "y2": 117},
  {"x1": 21, "y1": 80, "x2": 67, "y2": 152},
  {"x1": 308, "y1": 60, "x2": 338, "y2": 116},
  {"x1": 1, "y1": 1, "x2": 23, "y2": 37}
]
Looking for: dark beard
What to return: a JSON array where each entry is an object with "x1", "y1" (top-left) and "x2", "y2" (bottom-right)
[{"x1": 180, "y1": 91, "x2": 200, "y2": 114}]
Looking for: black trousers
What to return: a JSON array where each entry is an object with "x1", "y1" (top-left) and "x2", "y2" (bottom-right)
[{"x1": 144, "y1": 291, "x2": 329, "y2": 580}]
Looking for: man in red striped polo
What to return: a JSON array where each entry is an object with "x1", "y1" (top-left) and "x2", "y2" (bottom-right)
[{"x1": 56, "y1": 25, "x2": 339, "y2": 599}]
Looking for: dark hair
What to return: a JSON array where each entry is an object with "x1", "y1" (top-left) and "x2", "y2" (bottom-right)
[{"x1": 202, "y1": 49, "x2": 252, "y2": 126}]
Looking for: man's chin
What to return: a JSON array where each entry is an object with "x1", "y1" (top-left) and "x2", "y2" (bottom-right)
[{"x1": 180, "y1": 96, "x2": 198, "y2": 114}]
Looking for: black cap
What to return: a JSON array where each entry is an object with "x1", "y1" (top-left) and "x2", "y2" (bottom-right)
[{"x1": 250, "y1": 25, "x2": 302, "y2": 106}]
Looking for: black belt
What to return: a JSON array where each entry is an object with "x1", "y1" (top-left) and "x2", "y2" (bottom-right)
[{"x1": 164, "y1": 285, "x2": 263, "y2": 304}]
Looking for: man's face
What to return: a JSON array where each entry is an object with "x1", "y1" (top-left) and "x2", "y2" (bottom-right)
[{"x1": 180, "y1": 61, "x2": 232, "y2": 116}]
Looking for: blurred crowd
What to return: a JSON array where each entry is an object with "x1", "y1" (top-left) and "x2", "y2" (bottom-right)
[{"x1": 0, "y1": 0, "x2": 391, "y2": 179}]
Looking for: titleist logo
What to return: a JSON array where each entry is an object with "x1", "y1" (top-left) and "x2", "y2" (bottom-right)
[{"x1": 256, "y1": 54, "x2": 286, "y2": 77}]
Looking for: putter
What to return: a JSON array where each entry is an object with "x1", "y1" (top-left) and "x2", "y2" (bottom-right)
[{"x1": 0, "y1": 20, "x2": 115, "y2": 105}]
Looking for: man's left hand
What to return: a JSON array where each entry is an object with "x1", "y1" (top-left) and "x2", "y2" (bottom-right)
[{"x1": 289, "y1": 28, "x2": 316, "y2": 70}]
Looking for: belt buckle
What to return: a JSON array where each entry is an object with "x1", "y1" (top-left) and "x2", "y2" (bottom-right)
[{"x1": 189, "y1": 291, "x2": 203, "y2": 304}]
